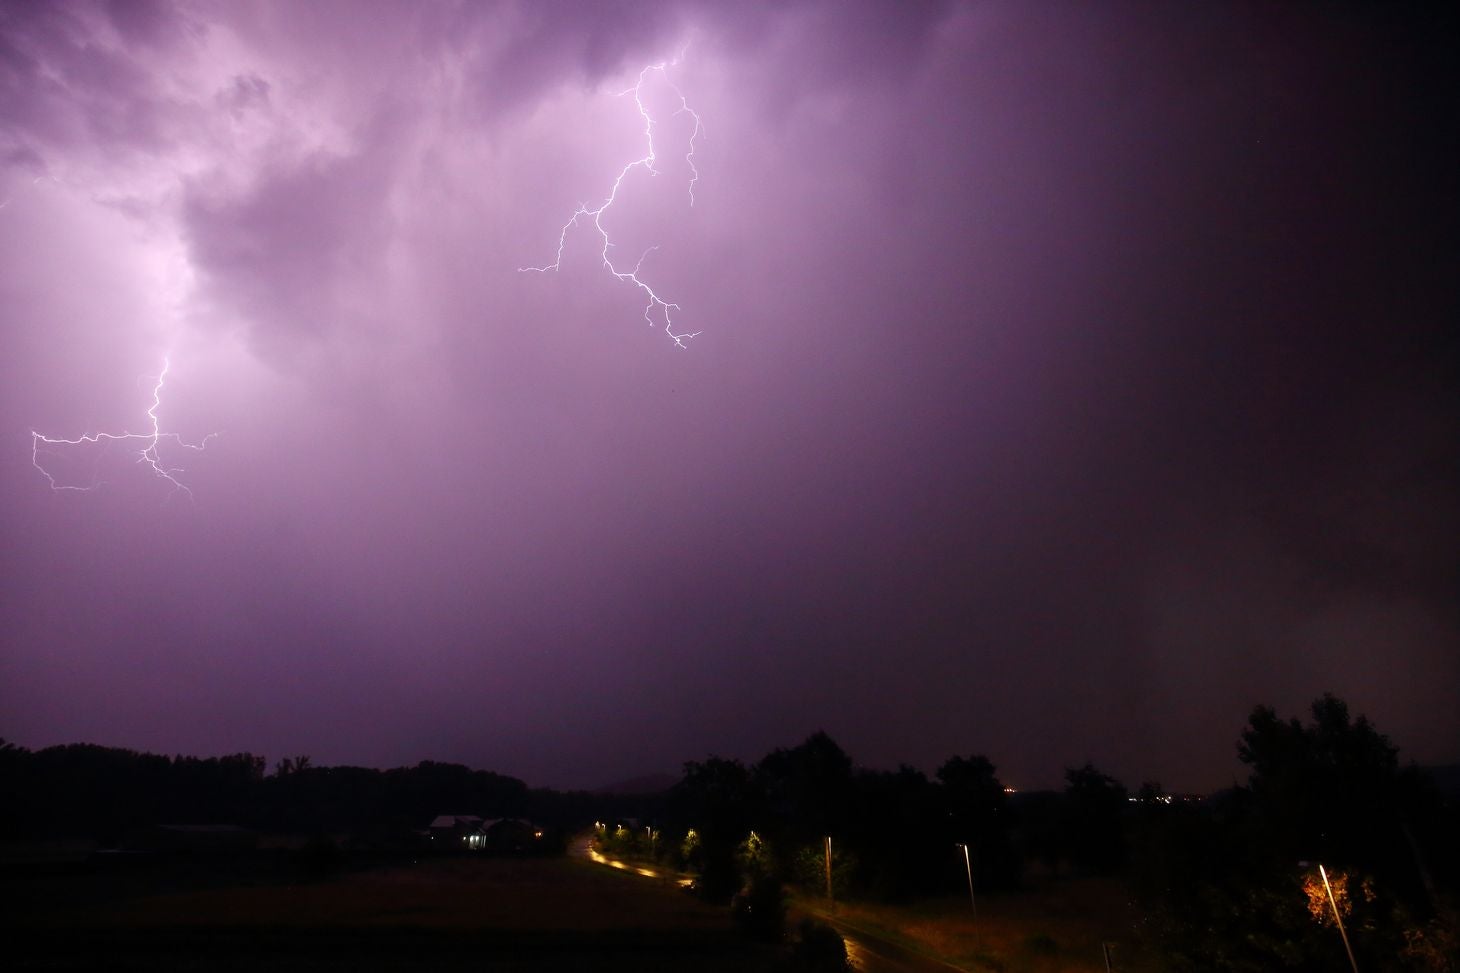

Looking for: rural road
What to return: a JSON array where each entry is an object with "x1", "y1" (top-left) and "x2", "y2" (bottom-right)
[
  {"x1": 569, "y1": 835, "x2": 970, "y2": 973},
  {"x1": 803, "y1": 909, "x2": 973, "y2": 973}
]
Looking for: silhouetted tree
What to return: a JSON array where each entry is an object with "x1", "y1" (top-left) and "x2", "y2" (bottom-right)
[
  {"x1": 1011, "y1": 790, "x2": 1064, "y2": 874},
  {"x1": 1240, "y1": 694, "x2": 1406, "y2": 876},
  {"x1": 849, "y1": 765, "x2": 945, "y2": 900},
  {"x1": 1134, "y1": 695, "x2": 1458, "y2": 972},
  {"x1": 754, "y1": 732, "x2": 854, "y2": 848},
  {"x1": 937, "y1": 754, "x2": 1020, "y2": 889},
  {"x1": 274, "y1": 754, "x2": 312, "y2": 776},
  {"x1": 1062, "y1": 763, "x2": 1127, "y2": 874},
  {"x1": 668, "y1": 756, "x2": 757, "y2": 901}
]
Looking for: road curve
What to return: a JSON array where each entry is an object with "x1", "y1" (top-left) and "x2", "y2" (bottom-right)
[{"x1": 567, "y1": 833, "x2": 971, "y2": 973}]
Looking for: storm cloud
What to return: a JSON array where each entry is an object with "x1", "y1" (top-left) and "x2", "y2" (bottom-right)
[{"x1": 2, "y1": 0, "x2": 1454, "y2": 791}]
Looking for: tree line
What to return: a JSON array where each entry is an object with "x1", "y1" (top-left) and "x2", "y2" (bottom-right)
[
  {"x1": 599, "y1": 696, "x2": 1458, "y2": 971},
  {"x1": 3, "y1": 694, "x2": 1456, "y2": 969},
  {"x1": 0, "y1": 743, "x2": 622, "y2": 846}
]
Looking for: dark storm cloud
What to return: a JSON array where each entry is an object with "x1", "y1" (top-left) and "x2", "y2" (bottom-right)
[
  {"x1": 0, "y1": 0, "x2": 191, "y2": 164},
  {"x1": 216, "y1": 73, "x2": 270, "y2": 118},
  {"x1": 465, "y1": 0, "x2": 955, "y2": 110},
  {"x1": 103, "y1": 0, "x2": 189, "y2": 48},
  {"x1": 182, "y1": 113, "x2": 403, "y2": 347},
  {"x1": 1, "y1": 1, "x2": 1454, "y2": 793}
]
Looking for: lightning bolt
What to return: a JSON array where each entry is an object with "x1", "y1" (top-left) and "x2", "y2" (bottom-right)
[
  {"x1": 30, "y1": 357, "x2": 217, "y2": 500},
  {"x1": 519, "y1": 56, "x2": 704, "y2": 348}
]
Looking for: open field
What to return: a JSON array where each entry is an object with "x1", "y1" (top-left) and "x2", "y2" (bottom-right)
[
  {"x1": 793, "y1": 873, "x2": 1168, "y2": 973},
  {"x1": 2, "y1": 855, "x2": 779, "y2": 972},
  {"x1": 582, "y1": 837, "x2": 1172, "y2": 973}
]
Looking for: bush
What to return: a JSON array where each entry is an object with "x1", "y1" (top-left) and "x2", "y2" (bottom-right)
[
  {"x1": 731, "y1": 874, "x2": 786, "y2": 941},
  {"x1": 788, "y1": 918, "x2": 849, "y2": 972},
  {"x1": 792, "y1": 842, "x2": 856, "y2": 899},
  {"x1": 695, "y1": 853, "x2": 742, "y2": 904}
]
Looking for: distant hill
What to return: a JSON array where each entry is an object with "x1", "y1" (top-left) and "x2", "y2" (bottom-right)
[{"x1": 594, "y1": 773, "x2": 679, "y2": 796}]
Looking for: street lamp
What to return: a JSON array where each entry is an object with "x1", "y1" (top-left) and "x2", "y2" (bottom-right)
[
  {"x1": 1300, "y1": 861, "x2": 1360, "y2": 973},
  {"x1": 1318, "y1": 864, "x2": 1361, "y2": 973},
  {"x1": 956, "y1": 843, "x2": 977, "y2": 918},
  {"x1": 824, "y1": 835, "x2": 835, "y2": 908}
]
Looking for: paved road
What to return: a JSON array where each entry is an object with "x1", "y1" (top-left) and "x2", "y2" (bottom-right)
[{"x1": 568, "y1": 835, "x2": 970, "y2": 973}]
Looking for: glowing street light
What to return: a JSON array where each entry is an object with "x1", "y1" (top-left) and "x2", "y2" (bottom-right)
[
  {"x1": 1318, "y1": 864, "x2": 1361, "y2": 973},
  {"x1": 1300, "y1": 860, "x2": 1361, "y2": 973},
  {"x1": 956, "y1": 843, "x2": 978, "y2": 919},
  {"x1": 824, "y1": 835, "x2": 835, "y2": 908}
]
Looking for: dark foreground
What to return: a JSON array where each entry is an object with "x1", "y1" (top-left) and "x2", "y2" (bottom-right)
[{"x1": 2, "y1": 854, "x2": 780, "y2": 972}]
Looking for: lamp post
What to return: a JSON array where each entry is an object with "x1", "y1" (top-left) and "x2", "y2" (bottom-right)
[
  {"x1": 1319, "y1": 864, "x2": 1361, "y2": 973},
  {"x1": 956, "y1": 843, "x2": 977, "y2": 918},
  {"x1": 825, "y1": 835, "x2": 834, "y2": 908}
]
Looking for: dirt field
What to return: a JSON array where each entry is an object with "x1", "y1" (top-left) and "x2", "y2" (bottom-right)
[{"x1": 3, "y1": 855, "x2": 780, "y2": 972}]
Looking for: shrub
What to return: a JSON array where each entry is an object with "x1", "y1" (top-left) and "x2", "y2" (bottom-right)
[
  {"x1": 788, "y1": 918, "x2": 849, "y2": 972},
  {"x1": 731, "y1": 874, "x2": 786, "y2": 941}
]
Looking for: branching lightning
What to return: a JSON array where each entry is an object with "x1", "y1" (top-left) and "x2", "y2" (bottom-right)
[
  {"x1": 519, "y1": 56, "x2": 704, "y2": 348},
  {"x1": 30, "y1": 357, "x2": 217, "y2": 500}
]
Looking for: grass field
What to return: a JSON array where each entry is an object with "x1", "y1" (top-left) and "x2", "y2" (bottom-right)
[
  {"x1": 3, "y1": 855, "x2": 780, "y2": 972},
  {"x1": 4, "y1": 849, "x2": 1182, "y2": 972},
  {"x1": 793, "y1": 872, "x2": 1168, "y2": 973}
]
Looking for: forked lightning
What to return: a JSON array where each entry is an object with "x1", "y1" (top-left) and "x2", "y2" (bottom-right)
[
  {"x1": 31, "y1": 357, "x2": 216, "y2": 499},
  {"x1": 519, "y1": 57, "x2": 704, "y2": 348}
]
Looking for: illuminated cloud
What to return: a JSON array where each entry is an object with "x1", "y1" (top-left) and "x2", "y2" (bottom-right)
[{"x1": 1, "y1": 1, "x2": 1453, "y2": 791}]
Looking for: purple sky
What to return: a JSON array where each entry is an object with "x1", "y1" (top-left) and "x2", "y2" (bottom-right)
[{"x1": 2, "y1": 1, "x2": 1455, "y2": 793}]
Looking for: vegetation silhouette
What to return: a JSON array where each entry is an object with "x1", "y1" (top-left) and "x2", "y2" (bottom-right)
[{"x1": 3, "y1": 693, "x2": 1456, "y2": 970}]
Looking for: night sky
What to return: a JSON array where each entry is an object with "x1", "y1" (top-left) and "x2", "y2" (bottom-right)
[{"x1": 2, "y1": 0, "x2": 1455, "y2": 794}]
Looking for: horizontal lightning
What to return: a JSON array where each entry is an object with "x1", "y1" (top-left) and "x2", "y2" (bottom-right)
[
  {"x1": 519, "y1": 56, "x2": 704, "y2": 348},
  {"x1": 31, "y1": 357, "x2": 217, "y2": 500}
]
